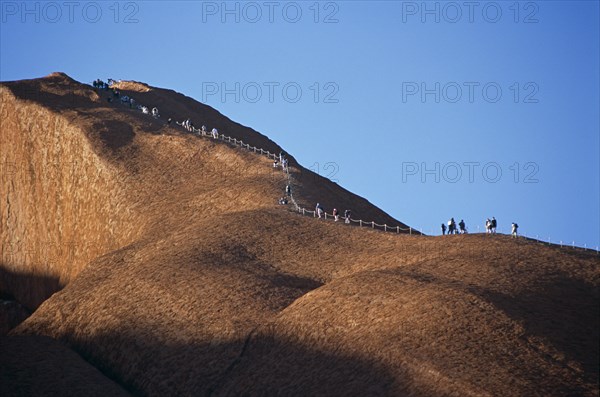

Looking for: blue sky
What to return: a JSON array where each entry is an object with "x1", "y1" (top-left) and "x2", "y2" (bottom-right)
[{"x1": 1, "y1": 1, "x2": 599, "y2": 248}]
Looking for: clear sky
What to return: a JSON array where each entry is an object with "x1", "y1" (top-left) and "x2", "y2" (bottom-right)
[{"x1": 1, "y1": 1, "x2": 599, "y2": 248}]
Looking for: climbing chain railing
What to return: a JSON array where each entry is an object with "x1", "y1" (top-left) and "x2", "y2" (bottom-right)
[
  {"x1": 175, "y1": 123, "x2": 416, "y2": 235},
  {"x1": 515, "y1": 232, "x2": 599, "y2": 253}
]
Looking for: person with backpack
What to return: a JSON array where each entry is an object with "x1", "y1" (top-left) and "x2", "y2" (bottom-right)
[{"x1": 511, "y1": 222, "x2": 519, "y2": 238}]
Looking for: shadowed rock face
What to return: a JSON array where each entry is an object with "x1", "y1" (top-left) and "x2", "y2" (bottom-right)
[
  {"x1": 1, "y1": 73, "x2": 598, "y2": 396},
  {"x1": 0, "y1": 288, "x2": 30, "y2": 336},
  {"x1": 0, "y1": 335, "x2": 131, "y2": 397}
]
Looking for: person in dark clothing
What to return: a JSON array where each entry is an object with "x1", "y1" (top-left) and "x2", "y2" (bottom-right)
[
  {"x1": 448, "y1": 218, "x2": 456, "y2": 234},
  {"x1": 441, "y1": 223, "x2": 446, "y2": 235}
]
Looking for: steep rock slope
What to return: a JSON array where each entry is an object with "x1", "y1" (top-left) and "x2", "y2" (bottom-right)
[{"x1": 1, "y1": 74, "x2": 598, "y2": 396}]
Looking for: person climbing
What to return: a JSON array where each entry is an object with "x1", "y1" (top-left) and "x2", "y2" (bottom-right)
[
  {"x1": 511, "y1": 222, "x2": 518, "y2": 238},
  {"x1": 441, "y1": 223, "x2": 446, "y2": 235},
  {"x1": 212, "y1": 128, "x2": 219, "y2": 139},
  {"x1": 285, "y1": 184, "x2": 291, "y2": 196},
  {"x1": 459, "y1": 219, "x2": 466, "y2": 234},
  {"x1": 344, "y1": 209, "x2": 351, "y2": 224},
  {"x1": 273, "y1": 159, "x2": 279, "y2": 168},
  {"x1": 333, "y1": 208, "x2": 339, "y2": 222},
  {"x1": 316, "y1": 203, "x2": 324, "y2": 219},
  {"x1": 152, "y1": 107, "x2": 159, "y2": 118},
  {"x1": 491, "y1": 217, "x2": 497, "y2": 234},
  {"x1": 201, "y1": 125, "x2": 207, "y2": 133}
]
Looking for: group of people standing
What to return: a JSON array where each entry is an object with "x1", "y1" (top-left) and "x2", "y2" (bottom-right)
[
  {"x1": 178, "y1": 119, "x2": 220, "y2": 140},
  {"x1": 94, "y1": 80, "x2": 215, "y2": 136},
  {"x1": 94, "y1": 78, "x2": 121, "y2": 102},
  {"x1": 315, "y1": 203, "x2": 352, "y2": 224},
  {"x1": 485, "y1": 217, "x2": 497, "y2": 234},
  {"x1": 273, "y1": 152, "x2": 289, "y2": 173},
  {"x1": 442, "y1": 218, "x2": 467, "y2": 235},
  {"x1": 92, "y1": 79, "x2": 112, "y2": 90},
  {"x1": 441, "y1": 216, "x2": 519, "y2": 237},
  {"x1": 94, "y1": 78, "x2": 160, "y2": 119}
]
